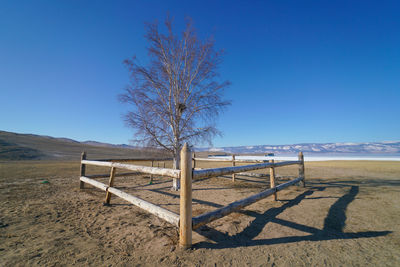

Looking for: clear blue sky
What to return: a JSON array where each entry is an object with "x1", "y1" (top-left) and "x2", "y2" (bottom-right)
[{"x1": 1, "y1": 0, "x2": 399, "y2": 147}]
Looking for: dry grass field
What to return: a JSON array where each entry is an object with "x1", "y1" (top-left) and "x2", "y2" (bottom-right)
[{"x1": 1, "y1": 159, "x2": 400, "y2": 266}]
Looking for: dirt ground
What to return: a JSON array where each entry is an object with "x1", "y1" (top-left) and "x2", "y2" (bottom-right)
[{"x1": 0, "y1": 160, "x2": 399, "y2": 266}]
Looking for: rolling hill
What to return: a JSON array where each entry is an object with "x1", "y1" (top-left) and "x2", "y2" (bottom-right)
[{"x1": 0, "y1": 131, "x2": 166, "y2": 161}]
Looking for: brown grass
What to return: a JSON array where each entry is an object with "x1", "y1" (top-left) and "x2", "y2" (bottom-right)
[{"x1": 0, "y1": 160, "x2": 399, "y2": 266}]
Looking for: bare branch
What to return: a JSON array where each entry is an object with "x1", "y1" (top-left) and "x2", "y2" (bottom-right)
[{"x1": 120, "y1": 16, "x2": 231, "y2": 165}]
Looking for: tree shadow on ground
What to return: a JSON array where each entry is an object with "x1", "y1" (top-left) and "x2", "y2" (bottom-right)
[{"x1": 194, "y1": 184, "x2": 391, "y2": 249}]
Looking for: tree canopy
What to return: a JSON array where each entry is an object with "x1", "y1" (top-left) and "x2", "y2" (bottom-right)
[{"x1": 120, "y1": 17, "x2": 231, "y2": 170}]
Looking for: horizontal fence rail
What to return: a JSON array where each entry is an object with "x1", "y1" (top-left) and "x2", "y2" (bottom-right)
[
  {"x1": 193, "y1": 160, "x2": 300, "y2": 179},
  {"x1": 192, "y1": 176, "x2": 303, "y2": 229},
  {"x1": 81, "y1": 159, "x2": 181, "y2": 178},
  {"x1": 80, "y1": 176, "x2": 108, "y2": 191},
  {"x1": 93, "y1": 157, "x2": 173, "y2": 162},
  {"x1": 86, "y1": 172, "x2": 140, "y2": 179},
  {"x1": 80, "y1": 176, "x2": 180, "y2": 226},
  {"x1": 194, "y1": 157, "x2": 268, "y2": 163}
]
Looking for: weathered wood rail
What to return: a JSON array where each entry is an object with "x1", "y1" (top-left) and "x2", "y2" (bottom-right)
[
  {"x1": 192, "y1": 176, "x2": 303, "y2": 229},
  {"x1": 193, "y1": 160, "x2": 300, "y2": 179},
  {"x1": 194, "y1": 157, "x2": 268, "y2": 163},
  {"x1": 79, "y1": 146, "x2": 305, "y2": 249},
  {"x1": 93, "y1": 157, "x2": 172, "y2": 162},
  {"x1": 81, "y1": 159, "x2": 180, "y2": 178}
]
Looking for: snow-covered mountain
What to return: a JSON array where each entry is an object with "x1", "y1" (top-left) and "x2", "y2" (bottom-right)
[{"x1": 197, "y1": 141, "x2": 400, "y2": 155}]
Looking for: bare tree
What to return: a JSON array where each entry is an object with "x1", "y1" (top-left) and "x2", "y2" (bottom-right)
[{"x1": 120, "y1": 17, "x2": 230, "y2": 183}]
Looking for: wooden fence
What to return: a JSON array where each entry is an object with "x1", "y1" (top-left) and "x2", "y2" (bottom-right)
[{"x1": 79, "y1": 144, "x2": 305, "y2": 249}]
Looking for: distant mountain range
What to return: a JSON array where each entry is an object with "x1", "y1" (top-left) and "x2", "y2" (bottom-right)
[
  {"x1": 81, "y1": 140, "x2": 137, "y2": 149},
  {"x1": 1, "y1": 130, "x2": 399, "y2": 160},
  {"x1": 76, "y1": 137, "x2": 400, "y2": 155},
  {"x1": 198, "y1": 141, "x2": 400, "y2": 155}
]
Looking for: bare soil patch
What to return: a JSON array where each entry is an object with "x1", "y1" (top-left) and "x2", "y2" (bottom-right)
[{"x1": 1, "y1": 160, "x2": 399, "y2": 266}]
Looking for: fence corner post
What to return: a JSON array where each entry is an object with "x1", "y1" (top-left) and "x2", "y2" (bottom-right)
[
  {"x1": 79, "y1": 151, "x2": 86, "y2": 189},
  {"x1": 179, "y1": 143, "x2": 192, "y2": 249},
  {"x1": 232, "y1": 155, "x2": 236, "y2": 182},
  {"x1": 298, "y1": 152, "x2": 305, "y2": 187},
  {"x1": 269, "y1": 159, "x2": 277, "y2": 200}
]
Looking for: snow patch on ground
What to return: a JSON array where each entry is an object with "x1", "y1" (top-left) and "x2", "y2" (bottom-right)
[
  {"x1": 211, "y1": 155, "x2": 400, "y2": 162},
  {"x1": 210, "y1": 148, "x2": 224, "y2": 152}
]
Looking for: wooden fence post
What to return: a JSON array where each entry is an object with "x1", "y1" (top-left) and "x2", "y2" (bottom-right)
[
  {"x1": 104, "y1": 167, "x2": 117, "y2": 204},
  {"x1": 232, "y1": 155, "x2": 236, "y2": 182},
  {"x1": 269, "y1": 159, "x2": 277, "y2": 201},
  {"x1": 179, "y1": 143, "x2": 192, "y2": 249},
  {"x1": 79, "y1": 152, "x2": 86, "y2": 189},
  {"x1": 150, "y1": 160, "x2": 154, "y2": 184},
  {"x1": 298, "y1": 152, "x2": 305, "y2": 187},
  {"x1": 192, "y1": 152, "x2": 196, "y2": 169}
]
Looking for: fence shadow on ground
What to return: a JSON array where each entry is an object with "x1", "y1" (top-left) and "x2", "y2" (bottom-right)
[
  {"x1": 87, "y1": 174, "x2": 393, "y2": 248},
  {"x1": 193, "y1": 180, "x2": 392, "y2": 249}
]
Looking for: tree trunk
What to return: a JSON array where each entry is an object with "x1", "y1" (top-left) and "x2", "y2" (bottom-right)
[
  {"x1": 172, "y1": 149, "x2": 181, "y2": 191},
  {"x1": 173, "y1": 153, "x2": 180, "y2": 169}
]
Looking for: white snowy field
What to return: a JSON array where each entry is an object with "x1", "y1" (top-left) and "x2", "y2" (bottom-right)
[{"x1": 210, "y1": 155, "x2": 400, "y2": 162}]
